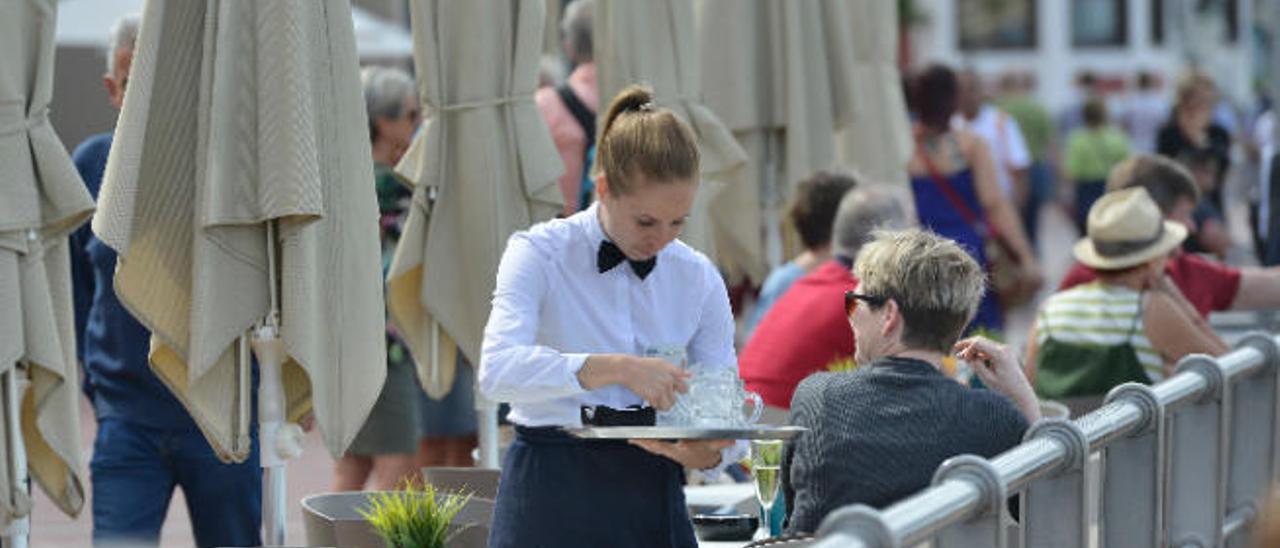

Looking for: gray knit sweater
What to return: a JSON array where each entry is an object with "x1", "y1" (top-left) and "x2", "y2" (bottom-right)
[{"x1": 782, "y1": 356, "x2": 1028, "y2": 533}]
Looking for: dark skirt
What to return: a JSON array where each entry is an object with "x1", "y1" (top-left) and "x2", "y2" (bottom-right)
[
  {"x1": 487, "y1": 426, "x2": 697, "y2": 548},
  {"x1": 346, "y1": 361, "x2": 420, "y2": 455}
]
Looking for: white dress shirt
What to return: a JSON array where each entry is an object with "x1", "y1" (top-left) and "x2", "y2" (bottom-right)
[
  {"x1": 479, "y1": 203, "x2": 737, "y2": 428},
  {"x1": 953, "y1": 104, "x2": 1031, "y2": 197}
]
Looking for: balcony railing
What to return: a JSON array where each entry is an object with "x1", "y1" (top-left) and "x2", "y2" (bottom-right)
[{"x1": 812, "y1": 331, "x2": 1280, "y2": 547}]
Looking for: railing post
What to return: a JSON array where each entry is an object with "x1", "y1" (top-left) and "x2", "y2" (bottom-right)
[
  {"x1": 813, "y1": 505, "x2": 893, "y2": 548},
  {"x1": 1167, "y1": 354, "x2": 1228, "y2": 547},
  {"x1": 1224, "y1": 333, "x2": 1280, "y2": 547},
  {"x1": 1021, "y1": 419, "x2": 1089, "y2": 548},
  {"x1": 1101, "y1": 383, "x2": 1166, "y2": 547},
  {"x1": 930, "y1": 455, "x2": 1008, "y2": 548}
]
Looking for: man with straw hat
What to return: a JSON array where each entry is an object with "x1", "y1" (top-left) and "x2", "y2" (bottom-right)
[
  {"x1": 68, "y1": 14, "x2": 260, "y2": 547},
  {"x1": 1061, "y1": 154, "x2": 1280, "y2": 318},
  {"x1": 1027, "y1": 187, "x2": 1227, "y2": 411}
]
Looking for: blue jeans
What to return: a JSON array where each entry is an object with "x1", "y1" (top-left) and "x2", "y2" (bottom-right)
[
  {"x1": 1074, "y1": 180, "x2": 1107, "y2": 232},
  {"x1": 90, "y1": 418, "x2": 261, "y2": 547},
  {"x1": 1022, "y1": 162, "x2": 1053, "y2": 250}
]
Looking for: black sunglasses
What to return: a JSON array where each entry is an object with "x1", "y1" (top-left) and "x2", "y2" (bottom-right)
[{"x1": 844, "y1": 290, "x2": 888, "y2": 315}]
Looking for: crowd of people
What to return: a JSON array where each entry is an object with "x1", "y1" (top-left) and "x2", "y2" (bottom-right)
[
  {"x1": 747, "y1": 61, "x2": 1280, "y2": 535},
  {"x1": 57, "y1": 1, "x2": 1280, "y2": 546}
]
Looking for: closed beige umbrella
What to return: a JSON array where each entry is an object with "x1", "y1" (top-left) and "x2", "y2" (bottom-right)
[
  {"x1": 836, "y1": 0, "x2": 912, "y2": 187},
  {"x1": 389, "y1": 0, "x2": 563, "y2": 403},
  {"x1": 696, "y1": 0, "x2": 782, "y2": 284},
  {"x1": 0, "y1": 0, "x2": 92, "y2": 528},
  {"x1": 595, "y1": 0, "x2": 748, "y2": 262},
  {"x1": 542, "y1": 0, "x2": 562, "y2": 57},
  {"x1": 697, "y1": 0, "x2": 860, "y2": 280},
  {"x1": 92, "y1": 0, "x2": 384, "y2": 477}
]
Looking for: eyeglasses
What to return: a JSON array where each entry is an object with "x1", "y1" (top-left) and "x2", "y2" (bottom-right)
[{"x1": 844, "y1": 290, "x2": 888, "y2": 316}]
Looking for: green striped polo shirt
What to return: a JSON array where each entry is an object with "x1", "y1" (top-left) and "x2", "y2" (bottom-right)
[{"x1": 1036, "y1": 281, "x2": 1164, "y2": 381}]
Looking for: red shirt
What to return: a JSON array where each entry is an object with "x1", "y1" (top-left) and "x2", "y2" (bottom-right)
[
  {"x1": 739, "y1": 260, "x2": 857, "y2": 409},
  {"x1": 1058, "y1": 253, "x2": 1242, "y2": 318}
]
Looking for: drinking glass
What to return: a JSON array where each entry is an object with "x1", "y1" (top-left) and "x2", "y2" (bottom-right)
[
  {"x1": 751, "y1": 439, "x2": 784, "y2": 540},
  {"x1": 687, "y1": 364, "x2": 763, "y2": 427},
  {"x1": 646, "y1": 345, "x2": 692, "y2": 426}
]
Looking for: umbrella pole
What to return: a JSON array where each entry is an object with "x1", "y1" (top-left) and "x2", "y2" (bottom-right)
[
  {"x1": 0, "y1": 367, "x2": 29, "y2": 548},
  {"x1": 477, "y1": 396, "x2": 500, "y2": 468},
  {"x1": 761, "y1": 135, "x2": 783, "y2": 269},
  {"x1": 252, "y1": 220, "x2": 303, "y2": 546}
]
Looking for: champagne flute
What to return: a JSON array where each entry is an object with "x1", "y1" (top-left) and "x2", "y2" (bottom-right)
[{"x1": 751, "y1": 439, "x2": 784, "y2": 540}]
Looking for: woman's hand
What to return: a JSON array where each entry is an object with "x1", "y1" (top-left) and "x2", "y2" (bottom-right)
[
  {"x1": 577, "y1": 354, "x2": 691, "y2": 410},
  {"x1": 621, "y1": 356, "x2": 691, "y2": 411},
  {"x1": 954, "y1": 336, "x2": 1041, "y2": 422},
  {"x1": 629, "y1": 439, "x2": 734, "y2": 470}
]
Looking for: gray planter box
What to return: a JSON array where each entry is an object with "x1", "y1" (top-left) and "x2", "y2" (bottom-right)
[{"x1": 301, "y1": 491, "x2": 494, "y2": 548}]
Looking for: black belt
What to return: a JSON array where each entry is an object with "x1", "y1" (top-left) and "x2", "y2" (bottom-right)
[{"x1": 580, "y1": 405, "x2": 655, "y2": 427}]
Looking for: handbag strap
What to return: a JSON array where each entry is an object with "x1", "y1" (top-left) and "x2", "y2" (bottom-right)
[{"x1": 916, "y1": 137, "x2": 988, "y2": 237}]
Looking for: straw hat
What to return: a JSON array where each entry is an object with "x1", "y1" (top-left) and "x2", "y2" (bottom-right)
[{"x1": 1073, "y1": 187, "x2": 1187, "y2": 270}]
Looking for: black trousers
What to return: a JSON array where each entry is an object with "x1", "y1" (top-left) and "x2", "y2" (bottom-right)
[{"x1": 487, "y1": 426, "x2": 696, "y2": 548}]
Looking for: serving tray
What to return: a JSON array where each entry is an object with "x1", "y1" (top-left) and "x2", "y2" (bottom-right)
[{"x1": 566, "y1": 425, "x2": 806, "y2": 440}]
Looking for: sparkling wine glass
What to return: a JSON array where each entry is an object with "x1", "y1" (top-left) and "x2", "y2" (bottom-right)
[{"x1": 751, "y1": 439, "x2": 784, "y2": 540}]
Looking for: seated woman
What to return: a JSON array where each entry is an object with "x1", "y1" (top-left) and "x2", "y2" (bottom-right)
[
  {"x1": 782, "y1": 229, "x2": 1040, "y2": 534},
  {"x1": 743, "y1": 171, "x2": 858, "y2": 338},
  {"x1": 1027, "y1": 187, "x2": 1228, "y2": 407}
]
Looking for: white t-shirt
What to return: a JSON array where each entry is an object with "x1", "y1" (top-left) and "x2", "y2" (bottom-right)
[
  {"x1": 1124, "y1": 91, "x2": 1171, "y2": 154},
  {"x1": 953, "y1": 104, "x2": 1031, "y2": 196},
  {"x1": 1253, "y1": 110, "x2": 1275, "y2": 151},
  {"x1": 1256, "y1": 111, "x2": 1275, "y2": 236}
]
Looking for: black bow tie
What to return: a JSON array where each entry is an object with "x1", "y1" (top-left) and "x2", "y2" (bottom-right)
[{"x1": 597, "y1": 240, "x2": 657, "y2": 280}]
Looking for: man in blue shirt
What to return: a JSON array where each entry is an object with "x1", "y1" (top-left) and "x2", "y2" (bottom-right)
[{"x1": 69, "y1": 15, "x2": 261, "y2": 547}]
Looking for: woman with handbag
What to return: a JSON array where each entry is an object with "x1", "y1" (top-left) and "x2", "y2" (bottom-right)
[{"x1": 906, "y1": 64, "x2": 1042, "y2": 332}]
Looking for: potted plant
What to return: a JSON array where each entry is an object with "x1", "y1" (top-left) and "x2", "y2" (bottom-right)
[{"x1": 359, "y1": 481, "x2": 473, "y2": 548}]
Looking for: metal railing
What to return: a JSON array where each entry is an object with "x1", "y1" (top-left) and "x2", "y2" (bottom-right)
[{"x1": 813, "y1": 332, "x2": 1280, "y2": 548}]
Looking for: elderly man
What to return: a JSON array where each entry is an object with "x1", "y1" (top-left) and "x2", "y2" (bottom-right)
[
  {"x1": 1060, "y1": 154, "x2": 1280, "y2": 317},
  {"x1": 536, "y1": 0, "x2": 597, "y2": 216},
  {"x1": 69, "y1": 15, "x2": 261, "y2": 547},
  {"x1": 739, "y1": 185, "x2": 908, "y2": 410}
]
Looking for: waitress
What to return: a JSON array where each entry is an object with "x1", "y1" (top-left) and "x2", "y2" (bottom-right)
[{"x1": 480, "y1": 85, "x2": 738, "y2": 547}]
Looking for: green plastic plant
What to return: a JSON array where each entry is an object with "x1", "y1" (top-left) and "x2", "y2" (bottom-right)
[{"x1": 358, "y1": 481, "x2": 472, "y2": 548}]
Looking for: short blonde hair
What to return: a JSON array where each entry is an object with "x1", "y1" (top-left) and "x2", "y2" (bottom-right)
[
  {"x1": 1175, "y1": 71, "x2": 1216, "y2": 109},
  {"x1": 853, "y1": 229, "x2": 987, "y2": 352}
]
